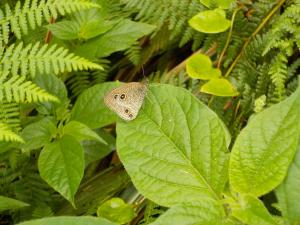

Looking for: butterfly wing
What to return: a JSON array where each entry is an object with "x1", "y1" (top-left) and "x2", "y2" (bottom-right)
[{"x1": 104, "y1": 82, "x2": 147, "y2": 121}]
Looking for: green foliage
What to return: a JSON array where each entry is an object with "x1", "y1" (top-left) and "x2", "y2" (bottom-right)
[
  {"x1": 17, "y1": 216, "x2": 117, "y2": 225},
  {"x1": 97, "y1": 198, "x2": 136, "y2": 224},
  {"x1": 1, "y1": 0, "x2": 300, "y2": 224},
  {"x1": 0, "y1": 195, "x2": 29, "y2": 211},
  {"x1": 0, "y1": 0, "x2": 100, "y2": 43},
  {"x1": 0, "y1": 122, "x2": 24, "y2": 143},
  {"x1": 117, "y1": 84, "x2": 230, "y2": 206},
  {"x1": 38, "y1": 135, "x2": 84, "y2": 205}
]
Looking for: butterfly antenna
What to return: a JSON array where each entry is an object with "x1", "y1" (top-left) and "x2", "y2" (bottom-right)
[{"x1": 141, "y1": 66, "x2": 149, "y2": 86}]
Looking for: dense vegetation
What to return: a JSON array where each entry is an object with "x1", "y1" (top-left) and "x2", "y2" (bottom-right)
[{"x1": 0, "y1": 0, "x2": 300, "y2": 224}]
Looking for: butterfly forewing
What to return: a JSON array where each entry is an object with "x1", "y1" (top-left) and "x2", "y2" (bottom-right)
[{"x1": 104, "y1": 82, "x2": 147, "y2": 121}]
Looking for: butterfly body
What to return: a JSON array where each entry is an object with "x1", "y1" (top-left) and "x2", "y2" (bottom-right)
[{"x1": 104, "y1": 82, "x2": 147, "y2": 121}]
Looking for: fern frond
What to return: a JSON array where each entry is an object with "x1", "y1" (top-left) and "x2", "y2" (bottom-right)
[
  {"x1": 125, "y1": 41, "x2": 142, "y2": 65},
  {"x1": 0, "y1": 0, "x2": 100, "y2": 43},
  {"x1": 0, "y1": 122, "x2": 23, "y2": 143},
  {"x1": 0, "y1": 42, "x2": 102, "y2": 78},
  {"x1": 0, "y1": 75, "x2": 58, "y2": 103},
  {"x1": 0, "y1": 102, "x2": 21, "y2": 130},
  {"x1": 122, "y1": 0, "x2": 204, "y2": 45},
  {"x1": 268, "y1": 53, "x2": 287, "y2": 102}
]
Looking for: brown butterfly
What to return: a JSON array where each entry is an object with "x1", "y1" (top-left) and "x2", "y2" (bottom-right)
[{"x1": 104, "y1": 81, "x2": 148, "y2": 121}]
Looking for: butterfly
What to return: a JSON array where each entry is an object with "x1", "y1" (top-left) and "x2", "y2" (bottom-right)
[{"x1": 104, "y1": 81, "x2": 148, "y2": 121}]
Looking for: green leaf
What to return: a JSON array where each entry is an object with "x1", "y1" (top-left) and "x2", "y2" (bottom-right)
[
  {"x1": 189, "y1": 9, "x2": 231, "y2": 33},
  {"x1": 47, "y1": 19, "x2": 115, "y2": 40},
  {"x1": 97, "y1": 198, "x2": 136, "y2": 224},
  {"x1": 84, "y1": 130, "x2": 116, "y2": 166},
  {"x1": 0, "y1": 196, "x2": 29, "y2": 212},
  {"x1": 17, "y1": 216, "x2": 117, "y2": 225},
  {"x1": 276, "y1": 145, "x2": 300, "y2": 225},
  {"x1": 46, "y1": 21, "x2": 80, "y2": 40},
  {"x1": 75, "y1": 20, "x2": 156, "y2": 59},
  {"x1": 186, "y1": 53, "x2": 221, "y2": 80},
  {"x1": 21, "y1": 117, "x2": 57, "y2": 151},
  {"x1": 63, "y1": 121, "x2": 107, "y2": 144},
  {"x1": 231, "y1": 195, "x2": 279, "y2": 225},
  {"x1": 70, "y1": 82, "x2": 119, "y2": 129},
  {"x1": 200, "y1": 0, "x2": 234, "y2": 9},
  {"x1": 78, "y1": 20, "x2": 116, "y2": 40},
  {"x1": 34, "y1": 73, "x2": 68, "y2": 115},
  {"x1": 150, "y1": 198, "x2": 226, "y2": 225},
  {"x1": 200, "y1": 78, "x2": 239, "y2": 96},
  {"x1": 38, "y1": 135, "x2": 84, "y2": 205},
  {"x1": 229, "y1": 87, "x2": 300, "y2": 196},
  {"x1": 117, "y1": 84, "x2": 230, "y2": 207}
]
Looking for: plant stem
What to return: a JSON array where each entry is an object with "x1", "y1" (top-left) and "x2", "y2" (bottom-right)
[
  {"x1": 224, "y1": 0, "x2": 287, "y2": 77},
  {"x1": 217, "y1": 7, "x2": 241, "y2": 69}
]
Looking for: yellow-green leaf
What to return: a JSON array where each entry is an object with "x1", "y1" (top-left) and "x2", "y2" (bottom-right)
[
  {"x1": 200, "y1": 78, "x2": 239, "y2": 96},
  {"x1": 200, "y1": 0, "x2": 234, "y2": 9},
  {"x1": 189, "y1": 9, "x2": 231, "y2": 33},
  {"x1": 186, "y1": 53, "x2": 221, "y2": 80}
]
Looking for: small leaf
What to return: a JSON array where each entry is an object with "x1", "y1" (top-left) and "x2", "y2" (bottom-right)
[
  {"x1": 231, "y1": 195, "x2": 279, "y2": 225},
  {"x1": 0, "y1": 196, "x2": 29, "y2": 212},
  {"x1": 16, "y1": 216, "x2": 117, "y2": 225},
  {"x1": 34, "y1": 73, "x2": 68, "y2": 115},
  {"x1": 189, "y1": 9, "x2": 231, "y2": 33},
  {"x1": 38, "y1": 135, "x2": 84, "y2": 205},
  {"x1": 47, "y1": 21, "x2": 80, "y2": 40},
  {"x1": 276, "y1": 145, "x2": 300, "y2": 225},
  {"x1": 97, "y1": 198, "x2": 136, "y2": 224},
  {"x1": 229, "y1": 86, "x2": 300, "y2": 196},
  {"x1": 117, "y1": 84, "x2": 230, "y2": 207},
  {"x1": 84, "y1": 130, "x2": 115, "y2": 166},
  {"x1": 75, "y1": 20, "x2": 156, "y2": 59},
  {"x1": 21, "y1": 117, "x2": 57, "y2": 151},
  {"x1": 63, "y1": 121, "x2": 107, "y2": 144},
  {"x1": 70, "y1": 82, "x2": 119, "y2": 129},
  {"x1": 186, "y1": 53, "x2": 221, "y2": 80},
  {"x1": 150, "y1": 198, "x2": 226, "y2": 225},
  {"x1": 200, "y1": 78, "x2": 239, "y2": 96},
  {"x1": 78, "y1": 20, "x2": 115, "y2": 40},
  {"x1": 200, "y1": 0, "x2": 234, "y2": 9}
]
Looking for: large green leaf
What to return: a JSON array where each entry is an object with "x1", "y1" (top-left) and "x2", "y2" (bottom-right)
[
  {"x1": 70, "y1": 82, "x2": 119, "y2": 128},
  {"x1": 21, "y1": 117, "x2": 57, "y2": 151},
  {"x1": 75, "y1": 20, "x2": 155, "y2": 59},
  {"x1": 150, "y1": 198, "x2": 227, "y2": 225},
  {"x1": 0, "y1": 196, "x2": 29, "y2": 212},
  {"x1": 38, "y1": 135, "x2": 84, "y2": 205},
  {"x1": 229, "y1": 86, "x2": 300, "y2": 196},
  {"x1": 231, "y1": 195, "x2": 279, "y2": 225},
  {"x1": 276, "y1": 145, "x2": 300, "y2": 225},
  {"x1": 117, "y1": 84, "x2": 230, "y2": 207},
  {"x1": 17, "y1": 216, "x2": 116, "y2": 225}
]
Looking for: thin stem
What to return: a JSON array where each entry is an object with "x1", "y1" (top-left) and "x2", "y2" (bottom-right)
[
  {"x1": 224, "y1": 0, "x2": 287, "y2": 77},
  {"x1": 217, "y1": 7, "x2": 241, "y2": 69}
]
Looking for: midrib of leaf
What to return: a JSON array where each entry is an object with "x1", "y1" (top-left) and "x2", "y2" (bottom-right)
[{"x1": 142, "y1": 93, "x2": 219, "y2": 200}]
